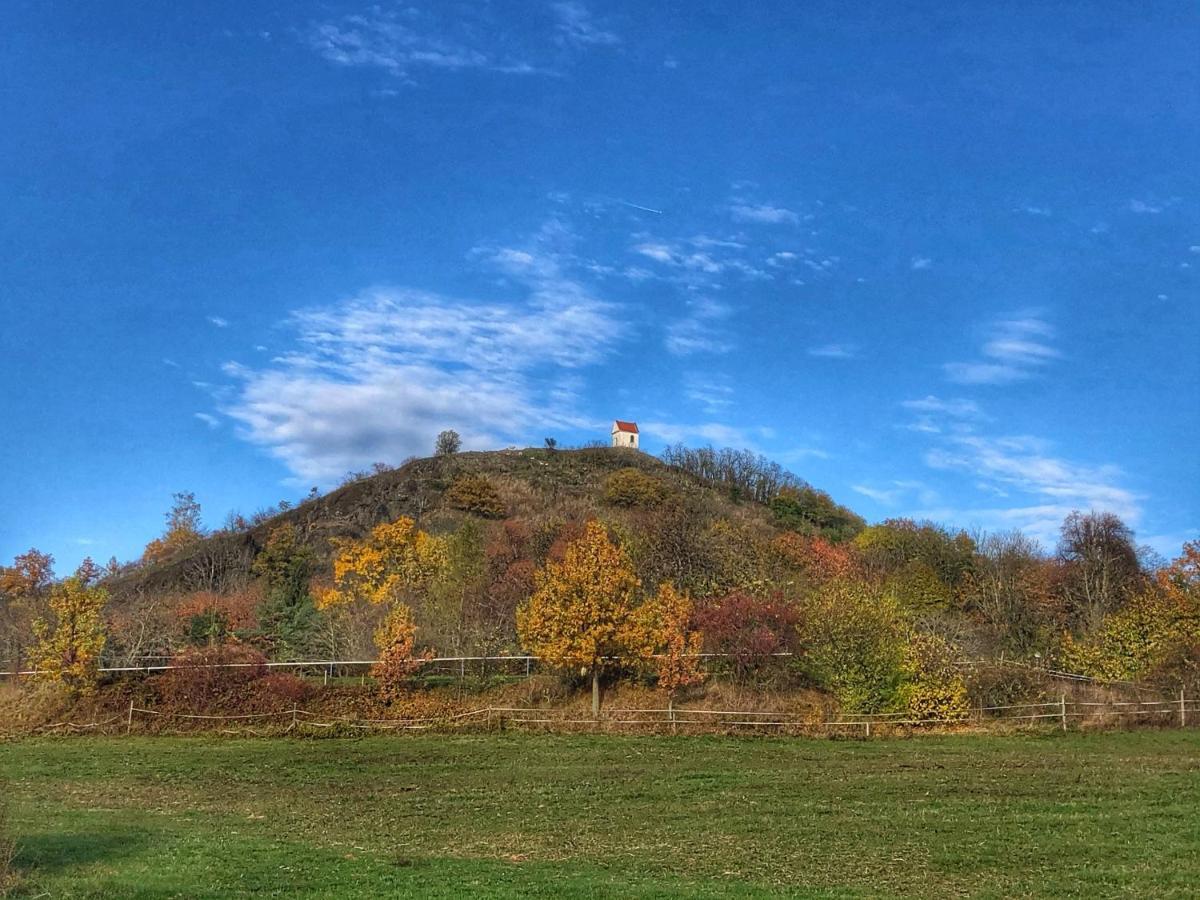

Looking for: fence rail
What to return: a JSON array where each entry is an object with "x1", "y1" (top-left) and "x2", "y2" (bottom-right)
[{"x1": 22, "y1": 693, "x2": 1198, "y2": 738}]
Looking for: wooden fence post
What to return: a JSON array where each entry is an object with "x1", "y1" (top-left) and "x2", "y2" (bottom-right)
[
  {"x1": 1181, "y1": 689, "x2": 1187, "y2": 728},
  {"x1": 1060, "y1": 695, "x2": 1068, "y2": 731},
  {"x1": 127, "y1": 699, "x2": 134, "y2": 734}
]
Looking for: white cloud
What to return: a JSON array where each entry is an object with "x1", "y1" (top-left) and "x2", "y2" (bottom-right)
[
  {"x1": 729, "y1": 203, "x2": 799, "y2": 225},
  {"x1": 1014, "y1": 205, "x2": 1052, "y2": 217},
  {"x1": 305, "y1": 8, "x2": 542, "y2": 80},
  {"x1": 194, "y1": 413, "x2": 220, "y2": 429},
  {"x1": 665, "y1": 297, "x2": 732, "y2": 356},
  {"x1": 944, "y1": 315, "x2": 1059, "y2": 385},
  {"x1": 221, "y1": 231, "x2": 624, "y2": 483},
  {"x1": 918, "y1": 433, "x2": 1142, "y2": 547},
  {"x1": 901, "y1": 396, "x2": 982, "y2": 418},
  {"x1": 683, "y1": 372, "x2": 734, "y2": 414},
  {"x1": 808, "y1": 343, "x2": 858, "y2": 359},
  {"x1": 552, "y1": 1, "x2": 620, "y2": 47},
  {"x1": 207, "y1": 316, "x2": 230, "y2": 328},
  {"x1": 641, "y1": 420, "x2": 761, "y2": 448},
  {"x1": 910, "y1": 256, "x2": 932, "y2": 270}
]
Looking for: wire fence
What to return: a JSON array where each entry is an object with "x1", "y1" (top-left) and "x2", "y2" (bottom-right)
[{"x1": 24, "y1": 692, "x2": 1198, "y2": 738}]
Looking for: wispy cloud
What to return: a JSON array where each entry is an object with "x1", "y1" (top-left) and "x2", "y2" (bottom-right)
[
  {"x1": 552, "y1": 2, "x2": 620, "y2": 47},
  {"x1": 944, "y1": 315, "x2": 1060, "y2": 385},
  {"x1": 220, "y1": 227, "x2": 623, "y2": 482},
  {"x1": 194, "y1": 412, "x2": 220, "y2": 429},
  {"x1": 808, "y1": 343, "x2": 858, "y2": 359},
  {"x1": 665, "y1": 297, "x2": 732, "y2": 356},
  {"x1": 918, "y1": 433, "x2": 1142, "y2": 547},
  {"x1": 852, "y1": 480, "x2": 939, "y2": 507},
  {"x1": 1128, "y1": 196, "x2": 1179, "y2": 215},
  {"x1": 901, "y1": 396, "x2": 982, "y2": 418},
  {"x1": 683, "y1": 372, "x2": 734, "y2": 414},
  {"x1": 305, "y1": 8, "x2": 543, "y2": 80},
  {"x1": 729, "y1": 203, "x2": 799, "y2": 225},
  {"x1": 207, "y1": 316, "x2": 230, "y2": 328},
  {"x1": 910, "y1": 256, "x2": 932, "y2": 270}
]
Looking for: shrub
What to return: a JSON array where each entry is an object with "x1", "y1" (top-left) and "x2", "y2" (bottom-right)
[
  {"x1": 445, "y1": 475, "x2": 507, "y2": 518},
  {"x1": 896, "y1": 633, "x2": 971, "y2": 722},
  {"x1": 603, "y1": 468, "x2": 670, "y2": 508},
  {"x1": 694, "y1": 591, "x2": 801, "y2": 680},
  {"x1": 154, "y1": 644, "x2": 267, "y2": 711},
  {"x1": 769, "y1": 486, "x2": 865, "y2": 543},
  {"x1": 801, "y1": 579, "x2": 906, "y2": 714}
]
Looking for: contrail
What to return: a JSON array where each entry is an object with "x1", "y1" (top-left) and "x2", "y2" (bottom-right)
[{"x1": 599, "y1": 196, "x2": 663, "y2": 214}]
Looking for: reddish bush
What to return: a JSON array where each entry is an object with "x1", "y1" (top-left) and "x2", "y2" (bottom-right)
[
  {"x1": 694, "y1": 591, "x2": 802, "y2": 679},
  {"x1": 153, "y1": 644, "x2": 267, "y2": 711},
  {"x1": 252, "y1": 673, "x2": 314, "y2": 710}
]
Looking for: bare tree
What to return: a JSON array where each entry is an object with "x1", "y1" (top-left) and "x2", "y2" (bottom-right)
[
  {"x1": 435, "y1": 429, "x2": 462, "y2": 456},
  {"x1": 1057, "y1": 511, "x2": 1142, "y2": 632}
]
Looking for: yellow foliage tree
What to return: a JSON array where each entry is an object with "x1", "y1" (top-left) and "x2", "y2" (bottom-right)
[
  {"x1": 319, "y1": 516, "x2": 448, "y2": 695},
  {"x1": 320, "y1": 517, "x2": 448, "y2": 609},
  {"x1": 637, "y1": 581, "x2": 705, "y2": 711},
  {"x1": 516, "y1": 520, "x2": 644, "y2": 716},
  {"x1": 30, "y1": 576, "x2": 108, "y2": 695}
]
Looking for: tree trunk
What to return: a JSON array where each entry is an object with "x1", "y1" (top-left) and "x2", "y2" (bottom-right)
[{"x1": 591, "y1": 667, "x2": 601, "y2": 719}]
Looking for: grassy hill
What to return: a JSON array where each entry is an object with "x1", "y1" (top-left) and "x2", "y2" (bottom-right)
[{"x1": 106, "y1": 447, "x2": 777, "y2": 602}]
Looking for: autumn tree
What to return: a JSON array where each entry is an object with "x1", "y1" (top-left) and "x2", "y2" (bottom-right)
[
  {"x1": 638, "y1": 582, "x2": 705, "y2": 710},
  {"x1": 30, "y1": 576, "x2": 108, "y2": 694},
  {"x1": 516, "y1": 520, "x2": 645, "y2": 716},
  {"x1": 143, "y1": 491, "x2": 205, "y2": 563},
  {"x1": 251, "y1": 524, "x2": 317, "y2": 659},
  {"x1": 320, "y1": 516, "x2": 448, "y2": 693},
  {"x1": 372, "y1": 604, "x2": 431, "y2": 700},
  {"x1": 0, "y1": 548, "x2": 55, "y2": 673}
]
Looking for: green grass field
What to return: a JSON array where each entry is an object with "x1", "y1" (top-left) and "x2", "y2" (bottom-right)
[{"x1": 1, "y1": 731, "x2": 1198, "y2": 898}]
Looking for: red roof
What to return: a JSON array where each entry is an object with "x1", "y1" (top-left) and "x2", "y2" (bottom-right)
[{"x1": 613, "y1": 420, "x2": 639, "y2": 434}]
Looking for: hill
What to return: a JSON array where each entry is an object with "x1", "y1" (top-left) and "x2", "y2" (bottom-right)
[{"x1": 106, "y1": 446, "x2": 782, "y2": 602}]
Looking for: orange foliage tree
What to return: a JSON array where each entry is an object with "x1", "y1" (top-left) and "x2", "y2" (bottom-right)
[
  {"x1": 516, "y1": 520, "x2": 646, "y2": 716},
  {"x1": 637, "y1": 581, "x2": 705, "y2": 710}
]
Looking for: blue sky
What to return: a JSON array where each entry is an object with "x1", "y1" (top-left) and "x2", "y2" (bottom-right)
[{"x1": 3, "y1": 0, "x2": 1198, "y2": 572}]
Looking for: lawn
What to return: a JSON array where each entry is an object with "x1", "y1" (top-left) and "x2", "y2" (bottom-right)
[{"x1": 1, "y1": 730, "x2": 1198, "y2": 898}]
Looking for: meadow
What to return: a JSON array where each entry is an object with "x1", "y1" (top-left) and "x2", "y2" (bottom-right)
[{"x1": 1, "y1": 730, "x2": 1198, "y2": 898}]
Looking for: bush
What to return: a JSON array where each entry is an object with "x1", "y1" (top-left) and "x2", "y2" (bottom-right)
[
  {"x1": 896, "y1": 633, "x2": 971, "y2": 722},
  {"x1": 154, "y1": 644, "x2": 267, "y2": 711},
  {"x1": 694, "y1": 591, "x2": 801, "y2": 680},
  {"x1": 770, "y1": 485, "x2": 865, "y2": 543},
  {"x1": 801, "y1": 579, "x2": 906, "y2": 714},
  {"x1": 445, "y1": 475, "x2": 506, "y2": 518},
  {"x1": 603, "y1": 468, "x2": 670, "y2": 508}
]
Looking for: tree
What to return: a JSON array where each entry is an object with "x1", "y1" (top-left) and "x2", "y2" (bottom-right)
[
  {"x1": 251, "y1": 524, "x2": 318, "y2": 659},
  {"x1": 30, "y1": 576, "x2": 108, "y2": 695},
  {"x1": 1057, "y1": 511, "x2": 1142, "y2": 631},
  {"x1": 770, "y1": 486, "x2": 865, "y2": 543},
  {"x1": 320, "y1": 516, "x2": 447, "y2": 696},
  {"x1": 638, "y1": 582, "x2": 705, "y2": 709},
  {"x1": 320, "y1": 517, "x2": 448, "y2": 609},
  {"x1": 435, "y1": 429, "x2": 462, "y2": 457},
  {"x1": 962, "y1": 531, "x2": 1056, "y2": 656},
  {"x1": 1, "y1": 548, "x2": 55, "y2": 675},
  {"x1": 372, "y1": 603, "x2": 430, "y2": 699},
  {"x1": 544, "y1": 437, "x2": 558, "y2": 451},
  {"x1": 516, "y1": 520, "x2": 644, "y2": 716},
  {"x1": 143, "y1": 491, "x2": 205, "y2": 563}
]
